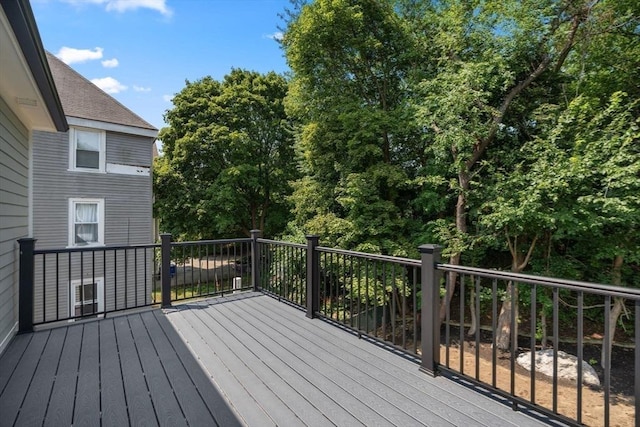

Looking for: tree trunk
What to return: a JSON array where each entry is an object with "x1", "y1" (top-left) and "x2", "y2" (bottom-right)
[
  {"x1": 435, "y1": 8, "x2": 585, "y2": 331},
  {"x1": 468, "y1": 279, "x2": 477, "y2": 336},
  {"x1": 496, "y1": 281, "x2": 518, "y2": 351},
  {"x1": 601, "y1": 255, "x2": 625, "y2": 369},
  {"x1": 440, "y1": 265, "x2": 458, "y2": 322},
  {"x1": 495, "y1": 235, "x2": 537, "y2": 351},
  {"x1": 439, "y1": 170, "x2": 469, "y2": 321}
]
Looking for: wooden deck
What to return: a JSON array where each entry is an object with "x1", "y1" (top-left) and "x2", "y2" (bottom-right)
[{"x1": 0, "y1": 292, "x2": 557, "y2": 426}]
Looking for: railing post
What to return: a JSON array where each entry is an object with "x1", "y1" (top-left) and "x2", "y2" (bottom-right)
[
  {"x1": 251, "y1": 230, "x2": 261, "y2": 291},
  {"x1": 18, "y1": 238, "x2": 36, "y2": 334},
  {"x1": 161, "y1": 233, "x2": 172, "y2": 308},
  {"x1": 419, "y1": 244, "x2": 442, "y2": 376},
  {"x1": 306, "y1": 235, "x2": 319, "y2": 319}
]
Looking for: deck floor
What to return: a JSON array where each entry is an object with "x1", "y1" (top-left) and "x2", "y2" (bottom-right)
[
  {"x1": 166, "y1": 292, "x2": 553, "y2": 427},
  {"x1": 1, "y1": 292, "x2": 556, "y2": 426},
  {"x1": 0, "y1": 308, "x2": 240, "y2": 427}
]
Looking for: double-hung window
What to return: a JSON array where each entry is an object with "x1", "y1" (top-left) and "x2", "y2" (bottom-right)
[
  {"x1": 69, "y1": 127, "x2": 105, "y2": 172},
  {"x1": 69, "y1": 198, "x2": 105, "y2": 247},
  {"x1": 70, "y1": 278, "x2": 104, "y2": 317}
]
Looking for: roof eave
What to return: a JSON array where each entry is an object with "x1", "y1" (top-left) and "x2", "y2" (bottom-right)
[{"x1": 2, "y1": 0, "x2": 67, "y2": 132}]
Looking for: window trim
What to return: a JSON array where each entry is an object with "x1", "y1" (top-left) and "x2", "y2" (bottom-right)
[
  {"x1": 69, "y1": 277, "x2": 104, "y2": 318},
  {"x1": 68, "y1": 127, "x2": 106, "y2": 172},
  {"x1": 68, "y1": 198, "x2": 105, "y2": 247}
]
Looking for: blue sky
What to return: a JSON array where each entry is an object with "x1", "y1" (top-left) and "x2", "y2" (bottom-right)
[{"x1": 31, "y1": 0, "x2": 291, "y2": 131}]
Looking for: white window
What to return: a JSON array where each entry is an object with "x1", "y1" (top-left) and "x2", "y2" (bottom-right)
[
  {"x1": 69, "y1": 127, "x2": 105, "y2": 172},
  {"x1": 70, "y1": 278, "x2": 104, "y2": 317},
  {"x1": 69, "y1": 198, "x2": 105, "y2": 247}
]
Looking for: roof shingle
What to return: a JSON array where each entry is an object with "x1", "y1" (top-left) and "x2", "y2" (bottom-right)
[{"x1": 46, "y1": 51, "x2": 157, "y2": 131}]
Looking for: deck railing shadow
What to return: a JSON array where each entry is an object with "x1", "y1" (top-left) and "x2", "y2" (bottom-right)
[{"x1": 18, "y1": 230, "x2": 639, "y2": 427}]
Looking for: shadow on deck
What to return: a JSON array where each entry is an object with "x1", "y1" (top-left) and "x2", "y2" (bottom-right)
[{"x1": 1, "y1": 291, "x2": 558, "y2": 426}]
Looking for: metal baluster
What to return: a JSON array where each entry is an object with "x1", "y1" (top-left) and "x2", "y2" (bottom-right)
[
  {"x1": 492, "y1": 278, "x2": 497, "y2": 387},
  {"x1": 577, "y1": 291, "x2": 583, "y2": 424},
  {"x1": 530, "y1": 283, "x2": 537, "y2": 405},
  {"x1": 460, "y1": 274, "x2": 465, "y2": 374}
]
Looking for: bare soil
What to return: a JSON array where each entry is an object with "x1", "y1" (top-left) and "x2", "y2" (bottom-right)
[{"x1": 438, "y1": 334, "x2": 635, "y2": 427}]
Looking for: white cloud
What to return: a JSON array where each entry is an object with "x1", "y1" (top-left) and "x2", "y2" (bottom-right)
[
  {"x1": 56, "y1": 46, "x2": 103, "y2": 64},
  {"x1": 162, "y1": 94, "x2": 173, "y2": 102},
  {"x1": 62, "y1": 0, "x2": 172, "y2": 16},
  {"x1": 91, "y1": 77, "x2": 127, "y2": 94},
  {"x1": 134, "y1": 85, "x2": 152, "y2": 92},
  {"x1": 102, "y1": 58, "x2": 119, "y2": 68},
  {"x1": 265, "y1": 31, "x2": 283, "y2": 41}
]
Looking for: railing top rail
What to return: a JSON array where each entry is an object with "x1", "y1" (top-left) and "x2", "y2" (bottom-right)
[
  {"x1": 35, "y1": 243, "x2": 160, "y2": 255},
  {"x1": 317, "y1": 246, "x2": 422, "y2": 267},
  {"x1": 171, "y1": 238, "x2": 251, "y2": 246},
  {"x1": 439, "y1": 263, "x2": 640, "y2": 300},
  {"x1": 257, "y1": 238, "x2": 306, "y2": 249}
]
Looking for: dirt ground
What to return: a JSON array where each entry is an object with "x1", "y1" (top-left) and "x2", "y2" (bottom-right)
[{"x1": 435, "y1": 340, "x2": 635, "y2": 427}]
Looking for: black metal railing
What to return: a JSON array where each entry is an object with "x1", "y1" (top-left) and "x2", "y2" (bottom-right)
[
  {"x1": 18, "y1": 234, "x2": 252, "y2": 327},
  {"x1": 256, "y1": 238, "x2": 307, "y2": 308},
  {"x1": 436, "y1": 263, "x2": 640, "y2": 427},
  {"x1": 314, "y1": 246, "x2": 422, "y2": 354},
  {"x1": 254, "y1": 237, "x2": 638, "y2": 427},
  {"x1": 20, "y1": 239, "x2": 160, "y2": 327},
  {"x1": 166, "y1": 238, "x2": 252, "y2": 303},
  {"x1": 18, "y1": 233, "x2": 639, "y2": 426}
]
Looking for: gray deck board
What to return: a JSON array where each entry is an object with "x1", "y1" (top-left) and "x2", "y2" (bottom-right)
[
  {"x1": 166, "y1": 293, "x2": 552, "y2": 427},
  {"x1": 0, "y1": 311, "x2": 241, "y2": 427},
  {"x1": 205, "y1": 301, "x2": 362, "y2": 426},
  {"x1": 43, "y1": 323, "x2": 82, "y2": 427},
  {"x1": 190, "y1": 301, "x2": 333, "y2": 427},
  {"x1": 1, "y1": 292, "x2": 556, "y2": 427},
  {"x1": 99, "y1": 318, "x2": 129, "y2": 427},
  {"x1": 207, "y1": 300, "x2": 400, "y2": 426},
  {"x1": 0, "y1": 330, "x2": 48, "y2": 425},
  {"x1": 254, "y1": 295, "x2": 530, "y2": 426},
  {"x1": 14, "y1": 328, "x2": 66, "y2": 426},
  {"x1": 248, "y1": 295, "x2": 501, "y2": 426},
  {"x1": 149, "y1": 310, "x2": 241, "y2": 427},
  {"x1": 113, "y1": 314, "x2": 159, "y2": 426},
  {"x1": 128, "y1": 314, "x2": 187, "y2": 427},
  {"x1": 74, "y1": 321, "x2": 101, "y2": 426},
  {"x1": 214, "y1": 297, "x2": 453, "y2": 426},
  {"x1": 168, "y1": 308, "x2": 280, "y2": 427},
  {"x1": 141, "y1": 311, "x2": 216, "y2": 426},
  {"x1": 0, "y1": 333, "x2": 31, "y2": 393},
  {"x1": 221, "y1": 298, "x2": 455, "y2": 426}
]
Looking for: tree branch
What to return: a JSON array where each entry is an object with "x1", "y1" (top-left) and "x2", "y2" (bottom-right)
[
  {"x1": 517, "y1": 234, "x2": 539, "y2": 272},
  {"x1": 506, "y1": 231, "x2": 517, "y2": 260},
  {"x1": 465, "y1": 8, "x2": 587, "y2": 171}
]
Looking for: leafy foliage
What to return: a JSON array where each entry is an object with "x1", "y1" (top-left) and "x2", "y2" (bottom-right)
[{"x1": 154, "y1": 70, "x2": 297, "y2": 239}]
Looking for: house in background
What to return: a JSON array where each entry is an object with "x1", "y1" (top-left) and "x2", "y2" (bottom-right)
[
  {"x1": 0, "y1": 0, "x2": 67, "y2": 354},
  {"x1": 31, "y1": 53, "x2": 157, "y2": 320}
]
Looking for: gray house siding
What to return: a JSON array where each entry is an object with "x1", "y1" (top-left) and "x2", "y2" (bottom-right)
[
  {"x1": 32, "y1": 128, "x2": 154, "y2": 322},
  {"x1": 107, "y1": 131, "x2": 151, "y2": 167},
  {"x1": 0, "y1": 96, "x2": 29, "y2": 352},
  {"x1": 32, "y1": 129, "x2": 153, "y2": 248}
]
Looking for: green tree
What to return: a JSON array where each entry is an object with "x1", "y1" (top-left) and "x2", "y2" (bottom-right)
[
  {"x1": 282, "y1": 0, "x2": 423, "y2": 256},
  {"x1": 411, "y1": 0, "x2": 617, "y2": 326},
  {"x1": 543, "y1": 93, "x2": 639, "y2": 364},
  {"x1": 154, "y1": 69, "x2": 296, "y2": 239}
]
